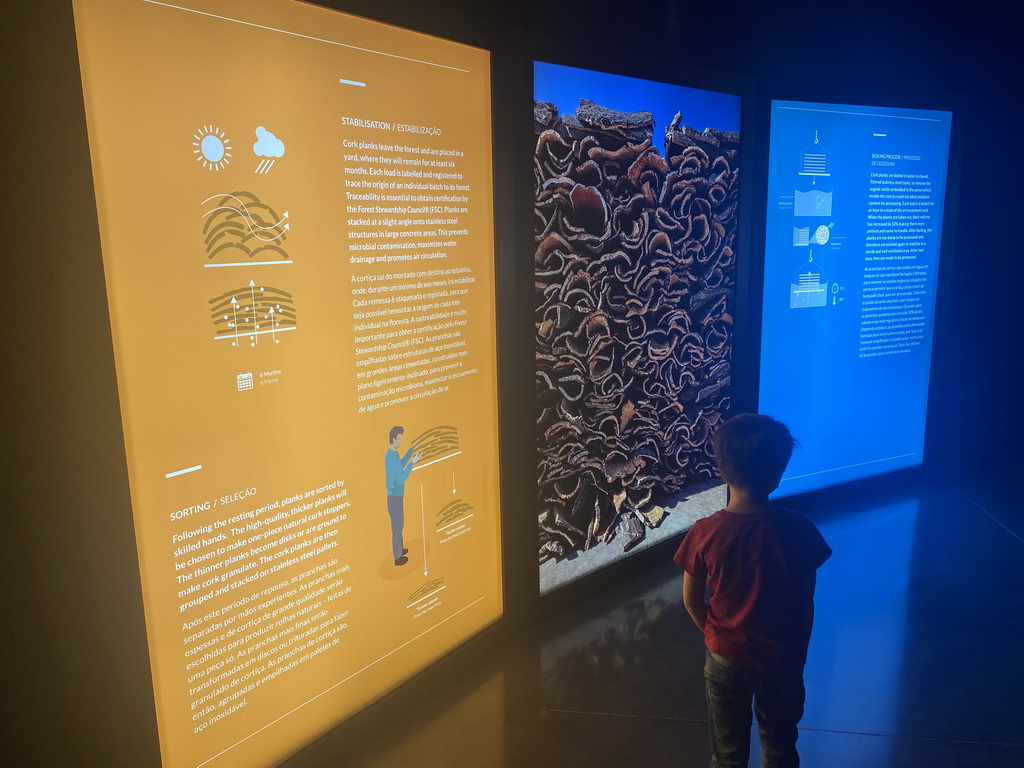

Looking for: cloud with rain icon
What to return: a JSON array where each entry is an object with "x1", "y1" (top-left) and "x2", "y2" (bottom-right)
[{"x1": 253, "y1": 126, "x2": 285, "y2": 174}]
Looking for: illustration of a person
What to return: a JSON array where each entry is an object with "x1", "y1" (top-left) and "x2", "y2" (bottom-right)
[{"x1": 385, "y1": 426, "x2": 422, "y2": 566}]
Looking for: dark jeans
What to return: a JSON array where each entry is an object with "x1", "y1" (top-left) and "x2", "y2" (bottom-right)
[
  {"x1": 704, "y1": 650, "x2": 805, "y2": 768},
  {"x1": 387, "y1": 495, "x2": 404, "y2": 559}
]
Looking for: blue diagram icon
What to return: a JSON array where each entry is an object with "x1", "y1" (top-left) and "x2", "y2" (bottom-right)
[
  {"x1": 253, "y1": 126, "x2": 286, "y2": 174},
  {"x1": 790, "y1": 254, "x2": 828, "y2": 308},
  {"x1": 794, "y1": 189, "x2": 833, "y2": 216},
  {"x1": 799, "y1": 130, "x2": 830, "y2": 177},
  {"x1": 193, "y1": 125, "x2": 232, "y2": 170}
]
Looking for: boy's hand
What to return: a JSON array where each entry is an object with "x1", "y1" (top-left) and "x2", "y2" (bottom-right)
[{"x1": 683, "y1": 570, "x2": 708, "y2": 632}]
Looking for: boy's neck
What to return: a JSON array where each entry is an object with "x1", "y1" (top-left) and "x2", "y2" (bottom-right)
[{"x1": 725, "y1": 486, "x2": 773, "y2": 515}]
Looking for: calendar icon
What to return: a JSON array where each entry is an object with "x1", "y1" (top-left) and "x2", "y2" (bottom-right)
[{"x1": 237, "y1": 372, "x2": 254, "y2": 391}]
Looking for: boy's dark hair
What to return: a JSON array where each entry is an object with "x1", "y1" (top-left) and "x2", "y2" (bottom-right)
[
  {"x1": 713, "y1": 414, "x2": 797, "y2": 494},
  {"x1": 388, "y1": 425, "x2": 404, "y2": 444}
]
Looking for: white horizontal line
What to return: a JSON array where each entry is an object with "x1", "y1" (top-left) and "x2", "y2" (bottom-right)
[
  {"x1": 203, "y1": 260, "x2": 293, "y2": 268},
  {"x1": 139, "y1": 0, "x2": 471, "y2": 73},
  {"x1": 339, "y1": 78, "x2": 366, "y2": 87},
  {"x1": 438, "y1": 513, "x2": 474, "y2": 532},
  {"x1": 407, "y1": 585, "x2": 446, "y2": 608},
  {"x1": 781, "y1": 452, "x2": 918, "y2": 482},
  {"x1": 777, "y1": 105, "x2": 944, "y2": 122},
  {"x1": 214, "y1": 326, "x2": 297, "y2": 340},
  {"x1": 165, "y1": 464, "x2": 202, "y2": 478},
  {"x1": 412, "y1": 451, "x2": 462, "y2": 471}
]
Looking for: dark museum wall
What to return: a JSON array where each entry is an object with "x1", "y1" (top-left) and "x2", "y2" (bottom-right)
[{"x1": 1, "y1": 1, "x2": 1019, "y2": 766}]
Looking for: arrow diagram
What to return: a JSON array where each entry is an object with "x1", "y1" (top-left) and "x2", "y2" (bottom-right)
[
  {"x1": 201, "y1": 191, "x2": 292, "y2": 266},
  {"x1": 452, "y1": 471, "x2": 457, "y2": 494},
  {"x1": 210, "y1": 284, "x2": 296, "y2": 343},
  {"x1": 249, "y1": 281, "x2": 259, "y2": 346},
  {"x1": 420, "y1": 484, "x2": 428, "y2": 576},
  {"x1": 249, "y1": 220, "x2": 289, "y2": 242},
  {"x1": 230, "y1": 297, "x2": 240, "y2": 347},
  {"x1": 201, "y1": 193, "x2": 289, "y2": 231}
]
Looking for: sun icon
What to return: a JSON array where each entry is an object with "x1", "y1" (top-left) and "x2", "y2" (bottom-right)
[{"x1": 193, "y1": 125, "x2": 232, "y2": 171}]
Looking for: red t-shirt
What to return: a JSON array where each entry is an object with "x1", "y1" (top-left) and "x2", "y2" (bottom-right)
[{"x1": 674, "y1": 507, "x2": 831, "y2": 671}]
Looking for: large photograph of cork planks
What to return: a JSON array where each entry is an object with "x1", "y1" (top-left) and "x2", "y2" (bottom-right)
[{"x1": 533, "y1": 62, "x2": 741, "y2": 592}]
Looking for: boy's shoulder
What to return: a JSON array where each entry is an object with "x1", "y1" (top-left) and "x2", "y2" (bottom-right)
[
  {"x1": 766, "y1": 505, "x2": 818, "y2": 525},
  {"x1": 677, "y1": 506, "x2": 831, "y2": 573},
  {"x1": 689, "y1": 505, "x2": 829, "y2": 548},
  {"x1": 686, "y1": 507, "x2": 731, "y2": 536},
  {"x1": 769, "y1": 505, "x2": 828, "y2": 535},
  {"x1": 745, "y1": 505, "x2": 828, "y2": 541},
  {"x1": 692, "y1": 505, "x2": 802, "y2": 528}
]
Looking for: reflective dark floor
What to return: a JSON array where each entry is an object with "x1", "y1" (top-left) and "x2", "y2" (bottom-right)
[{"x1": 320, "y1": 473, "x2": 1024, "y2": 767}]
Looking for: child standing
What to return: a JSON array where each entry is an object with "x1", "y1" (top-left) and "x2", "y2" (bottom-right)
[{"x1": 674, "y1": 414, "x2": 831, "y2": 768}]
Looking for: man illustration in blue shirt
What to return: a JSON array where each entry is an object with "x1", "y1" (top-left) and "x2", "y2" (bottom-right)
[{"x1": 386, "y1": 426, "x2": 422, "y2": 566}]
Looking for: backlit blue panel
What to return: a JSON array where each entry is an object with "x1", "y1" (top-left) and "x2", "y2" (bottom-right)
[{"x1": 760, "y1": 101, "x2": 952, "y2": 497}]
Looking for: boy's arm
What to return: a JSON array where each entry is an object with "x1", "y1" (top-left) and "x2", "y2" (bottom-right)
[
  {"x1": 796, "y1": 569, "x2": 816, "y2": 630},
  {"x1": 682, "y1": 570, "x2": 708, "y2": 632}
]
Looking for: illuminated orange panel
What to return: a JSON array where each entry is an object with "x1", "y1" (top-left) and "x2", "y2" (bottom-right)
[{"x1": 73, "y1": 1, "x2": 502, "y2": 765}]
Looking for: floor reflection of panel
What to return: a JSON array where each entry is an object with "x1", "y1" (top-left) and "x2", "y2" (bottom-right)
[
  {"x1": 332, "y1": 479, "x2": 1024, "y2": 768},
  {"x1": 345, "y1": 671, "x2": 504, "y2": 767},
  {"x1": 804, "y1": 498, "x2": 917, "y2": 764}
]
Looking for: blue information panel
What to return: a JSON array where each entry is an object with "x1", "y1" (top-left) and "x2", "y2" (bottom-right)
[{"x1": 760, "y1": 100, "x2": 952, "y2": 497}]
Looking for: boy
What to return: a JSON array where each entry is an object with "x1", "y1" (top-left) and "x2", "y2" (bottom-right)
[{"x1": 674, "y1": 414, "x2": 831, "y2": 768}]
